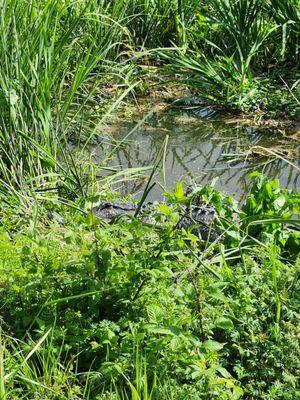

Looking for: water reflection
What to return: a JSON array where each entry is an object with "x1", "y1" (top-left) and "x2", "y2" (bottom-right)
[{"x1": 91, "y1": 110, "x2": 300, "y2": 201}]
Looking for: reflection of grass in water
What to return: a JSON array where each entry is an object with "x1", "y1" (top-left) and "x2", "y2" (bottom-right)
[{"x1": 94, "y1": 112, "x2": 299, "y2": 198}]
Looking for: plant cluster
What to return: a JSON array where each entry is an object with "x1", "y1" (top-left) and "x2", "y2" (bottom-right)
[
  {"x1": 0, "y1": 175, "x2": 299, "y2": 399},
  {"x1": 162, "y1": 0, "x2": 300, "y2": 116}
]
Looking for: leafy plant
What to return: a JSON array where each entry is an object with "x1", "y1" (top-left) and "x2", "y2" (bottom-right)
[
  {"x1": 0, "y1": 177, "x2": 299, "y2": 398},
  {"x1": 160, "y1": 0, "x2": 300, "y2": 116}
]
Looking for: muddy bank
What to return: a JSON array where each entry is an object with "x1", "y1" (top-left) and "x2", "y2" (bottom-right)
[{"x1": 99, "y1": 70, "x2": 300, "y2": 132}]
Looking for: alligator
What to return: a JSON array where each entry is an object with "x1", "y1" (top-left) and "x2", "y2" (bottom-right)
[
  {"x1": 93, "y1": 200, "x2": 219, "y2": 242},
  {"x1": 93, "y1": 201, "x2": 152, "y2": 222},
  {"x1": 48, "y1": 196, "x2": 220, "y2": 242}
]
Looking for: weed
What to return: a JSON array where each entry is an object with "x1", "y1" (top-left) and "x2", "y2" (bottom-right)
[{"x1": 0, "y1": 176, "x2": 299, "y2": 399}]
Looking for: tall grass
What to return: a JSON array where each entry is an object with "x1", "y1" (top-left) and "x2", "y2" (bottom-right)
[
  {"x1": 0, "y1": 0, "x2": 131, "y2": 199},
  {"x1": 0, "y1": 0, "x2": 201, "y2": 202},
  {"x1": 270, "y1": 0, "x2": 300, "y2": 62},
  {"x1": 0, "y1": 328, "x2": 83, "y2": 399},
  {"x1": 0, "y1": 331, "x2": 166, "y2": 399},
  {"x1": 162, "y1": 0, "x2": 300, "y2": 113},
  {"x1": 114, "y1": 0, "x2": 199, "y2": 47}
]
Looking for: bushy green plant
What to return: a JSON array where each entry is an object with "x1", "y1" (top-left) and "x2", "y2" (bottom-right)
[
  {"x1": 241, "y1": 172, "x2": 300, "y2": 254},
  {"x1": 0, "y1": 177, "x2": 299, "y2": 399},
  {"x1": 162, "y1": 0, "x2": 300, "y2": 116}
]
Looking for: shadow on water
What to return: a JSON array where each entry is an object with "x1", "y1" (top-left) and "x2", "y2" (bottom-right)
[{"x1": 90, "y1": 109, "x2": 300, "y2": 201}]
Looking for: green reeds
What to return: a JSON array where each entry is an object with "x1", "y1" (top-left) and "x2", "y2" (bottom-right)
[
  {"x1": 0, "y1": 0, "x2": 130, "y2": 198},
  {"x1": 270, "y1": 0, "x2": 300, "y2": 62},
  {"x1": 161, "y1": 0, "x2": 300, "y2": 114}
]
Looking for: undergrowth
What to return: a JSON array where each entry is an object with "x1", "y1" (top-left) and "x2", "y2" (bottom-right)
[{"x1": 0, "y1": 174, "x2": 299, "y2": 399}]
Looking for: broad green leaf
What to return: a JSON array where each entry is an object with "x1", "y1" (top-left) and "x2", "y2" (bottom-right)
[
  {"x1": 145, "y1": 324, "x2": 180, "y2": 336},
  {"x1": 215, "y1": 317, "x2": 234, "y2": 330},
  {"x1": 159, "y1": 203, "x2": 172, "y2": 214},
  {"x1": 173, "y1": 181, "x2": 188, "y2": 202},
  {"x1": 202, "y1": 340, "x2": 224, "y2": 352},
  {"x1": 274, "y1": 195, "x2": 286, "y2": 210}
]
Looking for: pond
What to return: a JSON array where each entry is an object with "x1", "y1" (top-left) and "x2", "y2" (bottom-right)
[{"x1": 91, "y1": 109, "x2": 300, "y2": 201}]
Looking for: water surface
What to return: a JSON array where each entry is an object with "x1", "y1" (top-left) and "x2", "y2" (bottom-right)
[{"x1": 91, "y1": 110, "x2": 300, "y2": 201}]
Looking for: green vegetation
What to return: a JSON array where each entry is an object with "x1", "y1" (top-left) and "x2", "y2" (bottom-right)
[
  {"x1": 161, "y1": 0, "x2": 300, "y2": 116},
  {"x1": 0, "y1": 1, "x2": 299, "y2": 399},
  {"x1": 0, "y1": 175, "x2": 299, "y2": 399}
]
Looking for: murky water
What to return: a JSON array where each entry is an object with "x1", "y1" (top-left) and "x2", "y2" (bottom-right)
[{"x1": 90, "y1": 109, "x2": 300, "y2": 201}]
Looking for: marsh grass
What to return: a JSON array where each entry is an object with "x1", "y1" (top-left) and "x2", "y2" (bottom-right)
[
  {"x1": 0, "y1": 0, "x2": 134, "y2": 199},
  {"x1": 270, "y1": 0, "x2": 300, "y2": 62},
  {"x1": 0, "y1": 0, "x2": 200, "y2": 204},
  {"x1": 0, "y1": 333, "x2": 167, "y2": 400},
  {"x1": 161, "y1": 0, "x2": 300, "y2": 115},
  {"x1": 0, "y1": 329, "x2": 82, "y2": 399}
]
